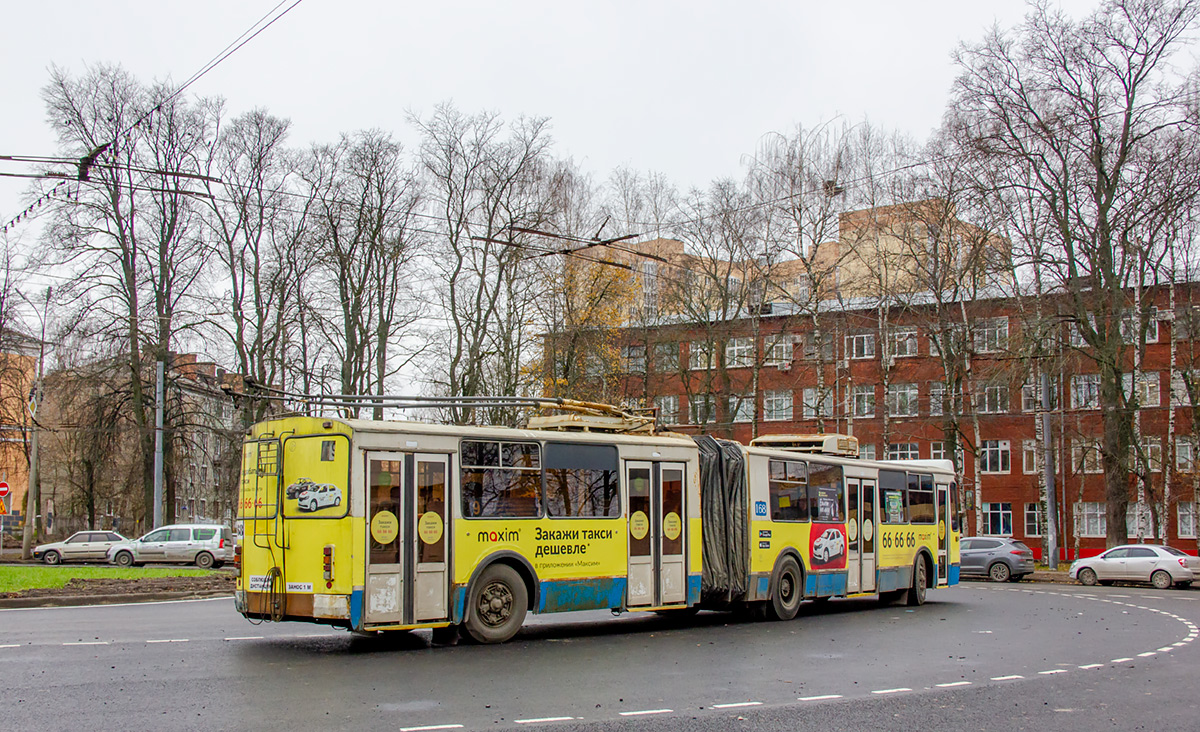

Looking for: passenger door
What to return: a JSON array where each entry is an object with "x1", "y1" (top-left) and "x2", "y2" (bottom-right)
[
  {"x1": 1124, "y1": 547, "x2": 1158, "y2": 581},
  {"x1": 626, "y1": 461, "x2": 687, "y2": 608},
  {"x1": 138, "y1": 529, "x2": 172, "y2": 563},
  {"x1": 845, "y1": 478, "x2": 876, "y2": 594},
  {"x1": 365, "y1": 452, "x2": 451, "y2": 625},
  {"x1": 1097, "y1": 548, "x2": 1129, "y2": 580}
]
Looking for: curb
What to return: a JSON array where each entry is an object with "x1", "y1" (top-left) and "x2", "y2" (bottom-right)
[{"x1": 0, "y1": 590, "x2": 233, "y2": 610}]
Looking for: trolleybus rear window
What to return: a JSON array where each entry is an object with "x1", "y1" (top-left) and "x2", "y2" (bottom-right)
[
  {"x1": 461, "y1": 440, "x2": 542, "y2": 518},
  {"x1": 544, "y1": 443, "x2": 619, "y2": 518}
]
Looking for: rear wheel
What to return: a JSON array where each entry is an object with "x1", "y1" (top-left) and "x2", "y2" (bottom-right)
[
  {"x1": 195, "y1": 552, "x2": 215, "y2": 570},
  {"x1": 768, "y1": 556, "x2": 803, "y2": 621},
  {"x1": 43, "y1": 550, "x2": 61, "y2": 566},
  {"x1": 1151, "y1": 570, "x2": 1173, "y2": 590},
  {"x1": 464, "y1": 564, "x2": 527, "y2": 644},
  {"x1": 907, "y1": 557, "x2": 928, "y2": 606},
  {"x1": 988, "y1": 562, "x2": 1011, "y2": 583},
  {"x1": 1077, "y1": 567, "x2": 1098, "y2": 586},
  {"x1": 114, "y1": 551, "x2": 135, "y2": 567}
]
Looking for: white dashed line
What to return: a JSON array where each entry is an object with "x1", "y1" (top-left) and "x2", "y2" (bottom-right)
[
  {"x1": 515, "y1": 717, "x2": 576, "y2": 724},
  {"x1": 399, "y1": 725, "x2": 464, "y2": 732},
  {"x1": 619, "y1": 709, "x2": 673, "y2": 717},
  {"x1": 871, "y1": 688, "x2": 911, "y2": 695},
  {"x1": 1158, "y1": 647, "x2": 1175, "y2": 652},
  {"x1": 1039, "y1": 670, "x2": 1068, "y2": 675},
  {"x1": 1173, "y1": 642, "x2": 1188, "y2": 647},
  {"x1": 146, "y1": 639, "x2": 189, "y2": 644},
  {"x1": 1078, "y1": 664, "x2": 1104, "y2": 669},
  {"x1": 798, "y1": 695, "x2": 843, "y2": 701},
  {"x1": 1111, "y1": 658, "x2": 1133, "y2": 663},
  {"x1": 712, "y1": 702, "x2": 763, "y2": 709},
  {"x1": 63, "y1": 641, "x2": 108, "y2": 646},
  {"x1": 935, "y1": 681, "x2": 972, "y2": 688},
  {"x1": 1137, "y1": 652, "x2": 1157, "y2": 657},
  {"x1": 224, "y1": 636, "x2": 264, "y2": 641},
  {"x1": 991, "y1": 675, "x2": 1024, "y2": 681}
]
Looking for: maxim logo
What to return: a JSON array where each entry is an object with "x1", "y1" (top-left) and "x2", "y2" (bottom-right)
[{"x1": 478, "y1": 529, "x2": 520, "y2": 543}]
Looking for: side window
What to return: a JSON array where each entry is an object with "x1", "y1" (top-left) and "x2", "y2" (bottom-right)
[
  {"x1": 1127, "y1": 547, "x2": 1156, "y2": 558},
  {"x1": 194, "y1": 528, "x2": 217, "y2": 540},
  {"x1": 769, "y1": 459, "x2": 808, "y2": 521},
  {"x1": 975, "y1": 539, "x2": 1001, "y2": 550},
  {"x1": 144, "y1": 529, "x2": 170, "y2": 542},
  {"x1": 960, "y1": 539, "x2": 975, "y2": 551},
  {"x1": 879, "y1": 469, "x2": 907, "y2": 523},
  {"x1": 544, "y1": 443, "x2": 619, "y2": 518},
  {"x1": 461, "y1": 440, "x2": 542, "y2": 518},
  {"x1": 908, "y1": 473, "x2": 936, "y2": 524},
  {"x1": 1103, "y1": 548, "x2": 1129, "y2": 559},
  {"x1": 808, "y1": 462, "x2": 844, "y2": 522}
]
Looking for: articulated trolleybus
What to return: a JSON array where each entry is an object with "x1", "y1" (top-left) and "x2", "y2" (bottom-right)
[{"x1": 235, "y1": 403, "x2": 960, "y2": 643}]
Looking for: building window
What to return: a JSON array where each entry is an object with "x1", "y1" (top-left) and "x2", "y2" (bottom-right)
[
  {"x1": 803, "y1": 332, "x2": 834, "y2": 361},
  {"x1": 1179, "y1": 501, "x2": 1197, "y2": 539},
  {"x1": 974, "y1": 317, "x2": 1009, "y2": 353},
  {"x1": 1177, "y1": 436, "x2": 1196, "y2": 472},
  {"x1": 1126, "y1": 502, "x2": 1155, "y2": 537},
  {"x1": 801, "y1": 387, "x2": 833, "y2": 419},
  {"x1": 1022, "y1": 440, "x2": 1038, "y2": 474},
  {"x1": 886, "y1": 383, "x2": 919, "y2": 417},
  {"x1": 1025, "y1": 502, "x2": 1046, "y2": 537},
  {"x1": 764, "y1": 336, "x2": 793, "y2": 367},
  {"x1": 975, "y1": 384, "x2": 1009, "y2": 414},
  {"x1": 931, "y1": 441, "x2": 965, "y2": 468},
  {"x1": 689, "y1": 341, "x2": 714, "y2": 371},
  {"x1": 689, "y1": 394, "x2": 715, "y2": 424},
  {"x1": 887, "y1": 443, "x2": 920, "y2": 460},
  {"x1": 1171, "y1": 369, "x2": 1199, "y2": 407},
  {"x1": 846, "y1": 332, "x2": 876, "y2": 359},
  {"x1": 655, "y1": 395, "x2": 679, "y2": 424},
  {"x1": 725, "y1": 337, "x2": 754, "y2": 369},
  {"x1": 1122, "y1": 372, "x2": 1161, "y2": 408},
  {"x1": 980, "y1": 440, "x2": 1011, "y2": 474},
  {"x1": 1071, "y1": 438, "x2": 1103, "y2": 474},
  {"x1": 851, "y1": 385, "x2": 875, "y2": 417},
  {"x1": 1075, "y1": 501, "x2": 1106, "y2": 538},
  {"x1": 729, "y1": 394, "x2": 754, "y2": 423},
  {"x1": 859, "y1": 443, "x2": 876, "y2": 460},
  {"x1": 1068, "y1": 313, "x2": 1096, "y2": 348},
  {"x1": 653, "y1": 343, "x2": 679, "y2": 372},
  {"x1": 1136, "y1": 436, "x2": 1163, "y2": 473},
  {"x1": 1071, "y1": 374, "x2": 1101, "y2": 410},
  {"x1": 982, "y1": 502, "x2": 1013, "y2": 536},
  {"x1": 889, "y1": 327, "x2": 918, "y2": 357},
  {"x1": 764, "y1": 390, "x2": 793, "y2": 421},
  {"x1": 929, "y1": 381, "x2": 944, "y2": 417},
  {"x1": 1120, "y1": 308, "x2": 1158, "y2": 343},
  {"x1": 1021, "y1": 377, "x2": 1059, "y2": 411},
  {"x1": 622, "y1": 345, "x2": 645, "y2": 373},
  {"x1": 1174, "y1": 306, "x2": 1200, "y2": 340}
]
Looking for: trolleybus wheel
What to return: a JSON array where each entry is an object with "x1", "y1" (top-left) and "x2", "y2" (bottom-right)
[
  {"x1": 769, "y1": 556, "x2": 803, "y2": 621},
  {"x1": 465, "y1": 564, "x2": 527, "y2": 644},
  {"x1": 906, "y1": 556, "x2": 927, "y2": 606}
]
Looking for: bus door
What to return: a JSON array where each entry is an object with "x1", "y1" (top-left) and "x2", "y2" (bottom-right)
[
  {"x1": 936, "y1": 482, "x2": 950, "y2": 582},
  {"x1": 846, "y1": 479, "x2": 876, "y2": 593},
  {"x1": 365, "y1": 452, "x2": 450, "y2": 625},
  {"x1": 626, "y1": 461, "x2": 687, "y2": 607}
]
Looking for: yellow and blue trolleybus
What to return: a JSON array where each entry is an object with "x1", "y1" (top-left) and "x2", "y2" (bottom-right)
[{"x1": 235, "y1": 403, "x2": 959, "y2": 643}]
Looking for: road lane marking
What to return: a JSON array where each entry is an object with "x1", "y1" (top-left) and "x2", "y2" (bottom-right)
[
  {"x1": 619, "y1": 709, "x2": 673, "y2": 717},
  {"x1": 1111, "y1": 658, "x2": 1133, "y2": 663},
  {"x1": 63, "y1": 641, "x2": 108, "y2": 646},
  {"x1": 1039, "y1": 670, "x2": 1068, "y2": 675},
  {"x1": 1158, "y1": 647, "x2": 1175, "y2": 652},
  {"x1": 871, "y1": 688, "x2": 911, "y2": 695},
  {"x1": 1137, "y1": 652, "x2": 1156, "y2": 657},
  {"x1": 1173, "y1": 642, "x2": 1188, "y2": 647},
  {"x1": 991, "y1": 675, "x2": 1023, "y2": 681},
  {"x1": 224, "y1": 636, "x2": 264, "y2": 641},
  {"x1": 1111, "y1": 594, "x2": 1130, "y2": 598},
  {"x1": 399, "y1": 726, "x2": 463, "y2": 732},
  {"x1": 798, "y1": 695, "x2": 843, "y2": 701},
  {"x1": 712, "y1": 702, "x2": 762, "y2": 709},
  {"x1": 146, "y1": 639, "x2": 189, "y2": 643},
  {"x1": 0, "y1": 644, "x2": 20, "y2": 648},
  {"x1": 935, "y1": 682, "x2": 972, "y2": 688},
  {"x1": 1078, "y1": 664, "x2": 1104, "y2": 669},
  {"x1": 0, "y1": 596, "x2": 231, "y2": 613},
  {"x1": 515, "y1": 717, "x2": 576, "y2": 724}
]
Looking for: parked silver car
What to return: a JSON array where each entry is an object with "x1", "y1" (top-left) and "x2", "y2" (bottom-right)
[
  {"x1": 33, "y1": 531, "x2": 128, "y2": 565},
  {"x1": 959, "y1": 537, "x2": 1037, "y2": 582},
  {"x1": 107, "y1": 523, "x2": 233, "y2": 569},
  {"x1": 1069, "y1": 544, "x2": 1198, "y2": 589}
]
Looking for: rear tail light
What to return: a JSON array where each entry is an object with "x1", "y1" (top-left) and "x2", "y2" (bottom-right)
[
  {"x1": 233, "y1": 544, "x2": 242, "y2": 573},
  {"x1": 1011, "y1": 550, "x2": 1026, "y2": 556},
  {"x1": 219, "y1": 538, "x2": 225, "y2": 549},
  {"x1": 323, "y1": 545, "x2": 334, "y2": 587},
  {"x1": 1180, "y1": 558, "x2": 1188, "y2": 568}
]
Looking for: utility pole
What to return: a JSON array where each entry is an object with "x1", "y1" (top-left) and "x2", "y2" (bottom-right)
[
  {"x1": 153, "y1": 359, "x2": 165, "y2": 528},
  {"x1": 21, "y1": 286, "x2": 50, "y2": 559},
  {"x1": 1041, "y1": 372, "x2": 1059, "y2": 570}
]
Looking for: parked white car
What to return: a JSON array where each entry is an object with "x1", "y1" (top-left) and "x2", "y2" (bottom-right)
[
  {"x1": 1069, "y1": 544, "x2": 1198, "y2": 589},
  {"x1": 813, "y1": 528, "x2": 845, "y2": 563},
  {"x1": 34, "y1": 531, "x2": 128, "y2": 565},
  {"x1": 107, "y1": 523, "x2": 233, "y2": 569}
]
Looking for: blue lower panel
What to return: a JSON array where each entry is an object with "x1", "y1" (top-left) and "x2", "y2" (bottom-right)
[
  {"x1": 803, "y1": 572, "x2": 848, "y2": 597},
  {"x1": 877, "y1": 567, "x2": 907, "y2": 593},
  {"x1": 948, "y1": 563, "x2": 960, "y2": 585},
  {"x1": 350, "y1": 588, "x2": 364, "y2": 630},
  {"x1": 538, "y1": 577, "x2": 626, "y2": 613},
  {"x1": 688, "y1": 574, "x2": 701, "y2": 605}
]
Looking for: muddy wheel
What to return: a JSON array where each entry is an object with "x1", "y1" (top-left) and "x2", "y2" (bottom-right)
[
  {"x1": 907, "y1": 557, "x2": 928, "y2": 606},
  {"x1": 1077, "y1": 567, "x2": 1098, "y2": 586},
  {"x1": 464, "y1": 564, "x2": 527, "y2": 644},
  {"x1": 768, "y1": 556, "x2": 803, "y2": 621}
]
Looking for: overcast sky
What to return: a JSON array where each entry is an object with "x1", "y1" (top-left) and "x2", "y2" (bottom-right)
[{"x1": 1, "y1": 0, "x2": 1112, "y2": 231}]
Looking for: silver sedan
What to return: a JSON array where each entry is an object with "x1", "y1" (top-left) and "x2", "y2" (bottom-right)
[{"x1": 1069, "y1": 544, "x2": 1197, "y2": 589}]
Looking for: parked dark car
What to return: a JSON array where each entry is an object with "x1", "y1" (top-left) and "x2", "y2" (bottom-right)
[{"x1": 959, "y1": 537, "x2": 1036, "y2": 582}]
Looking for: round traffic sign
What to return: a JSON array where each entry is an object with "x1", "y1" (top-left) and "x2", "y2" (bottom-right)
[{"x1": 0, "y1": 481, "x2": 9, "y2": 498}]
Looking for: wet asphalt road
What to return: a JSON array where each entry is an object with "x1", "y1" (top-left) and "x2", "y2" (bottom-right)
[{"x1": 2, "y1": 582, "x2": 1198, "y2": 731}]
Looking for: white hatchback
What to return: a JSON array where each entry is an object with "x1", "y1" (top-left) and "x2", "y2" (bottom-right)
[{"x1": 1069, "y1": 544, "x2": 1198, "y2": 589}]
